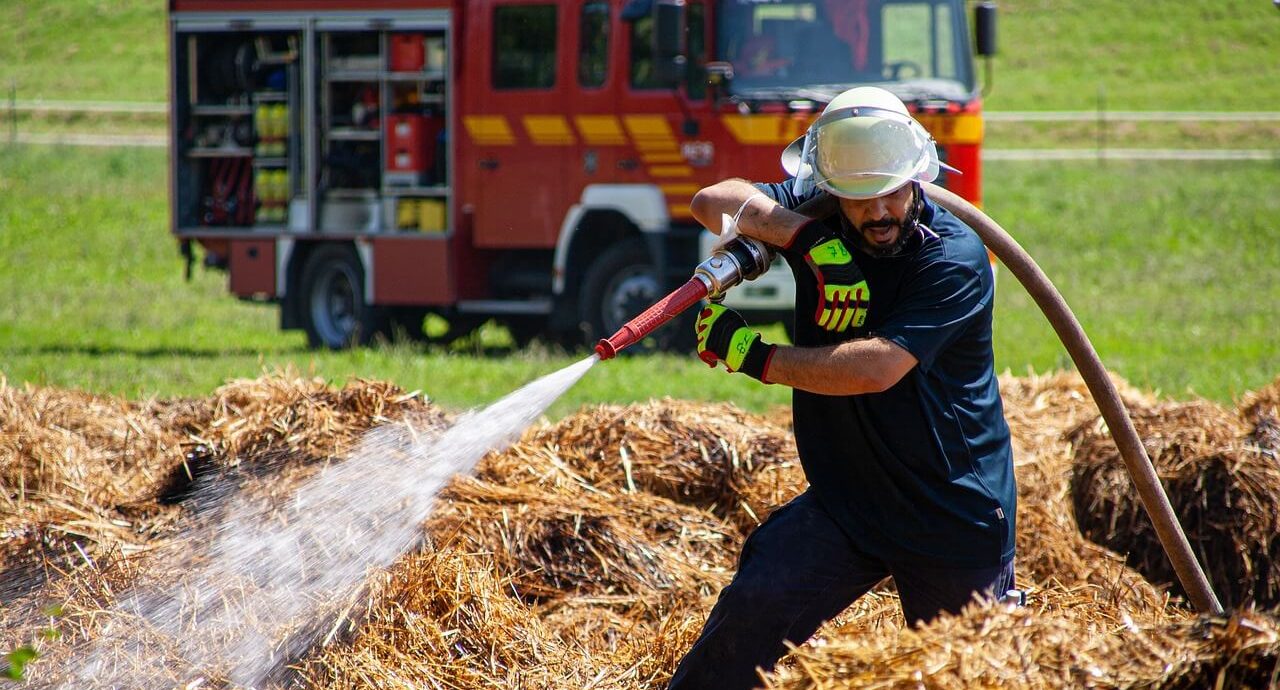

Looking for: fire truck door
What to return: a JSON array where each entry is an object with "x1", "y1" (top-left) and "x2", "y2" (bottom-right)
[{"x1": 463, "y1": 0, "x2": 570, "y2": 249}]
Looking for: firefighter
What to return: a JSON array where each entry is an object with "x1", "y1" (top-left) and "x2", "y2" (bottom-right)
[{"x1": 673, "y1": 86, "x2": 1017, "y2": 690}]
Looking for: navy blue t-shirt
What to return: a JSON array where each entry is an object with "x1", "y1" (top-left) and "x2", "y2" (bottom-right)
[{"x1": 758, "y1": 183, "x2": 1016, "y2": 568}]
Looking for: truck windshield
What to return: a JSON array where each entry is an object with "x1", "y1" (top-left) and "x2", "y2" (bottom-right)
[{"x1": 716, "y1": 0, "x2": 973, "y2": 102}]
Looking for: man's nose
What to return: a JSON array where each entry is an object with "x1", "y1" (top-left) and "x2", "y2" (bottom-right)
[{"x1": 866, "y1": 195, "x2": 893, "y2": 220}]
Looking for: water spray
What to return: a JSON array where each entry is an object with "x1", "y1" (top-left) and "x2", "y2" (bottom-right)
[{"x1": 594, "y1": 235, "x2": 773, "y2": 359}]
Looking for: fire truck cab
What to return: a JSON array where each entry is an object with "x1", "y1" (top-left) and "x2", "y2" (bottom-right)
[{"x1": 168, "y1": 0, "x2": 994, "y2": 349}]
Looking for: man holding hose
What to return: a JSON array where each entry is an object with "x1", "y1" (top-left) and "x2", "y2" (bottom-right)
[{"x1": 671, "y1": 86, "x2": 1016, "y2": 690}]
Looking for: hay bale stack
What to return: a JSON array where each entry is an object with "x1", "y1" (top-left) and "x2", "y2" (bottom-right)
[
  {"x1": 1131, "y1": 612, "x2": 1280, "y2": 689},
  {"x1": 1239, "y1": 376, "x2": 1280, "y2": 451},
  {"x1": 768, "y1": 582, "x2": 1193, "y2": 690},
  {"x1": 9, "y1": 371, "x2": 1280, "y2": 690},
  {"x1": 0, "y1": 373, "x2": 439, "y2": 535},
  {"x1": 1, "y1": 374, "x2": 445, "y2": 645},
  {"x1": 168, "y1": 373, "x2": 443, "y2": 474},
  {"x1": 765, "y1": 586, "x2": 1279, "y2": 690},
  {"x1": 1238, "y1": 375, "x2": 1280, "y2": 428},
  {"x1": 430, "y1": 474, "x2": 739, "y2": 603},
  {"x1": 1070, "y1": 398, "x2": 1280, "y2": 610},
  {"x1": 995, "y1": 373, "x2": 1169, "y2": 609},
  {"x1": 0, "y1": 380, "x2": 188, "y2": 598},
  {"x1": 299, "y1": 549, "x2": 564, "y2": 689},
  {"x1": 494, "y1": 400, "x2": 805, "y2": 531},
  {"x1": 0, "y1": 381, "x2": 184, "y2": 506},
  {"x1": 301, "y1": 547, "x2": 711, "y2": 690}
]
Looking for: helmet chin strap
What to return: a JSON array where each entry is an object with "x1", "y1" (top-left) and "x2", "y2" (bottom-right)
[{"x1": 843, "y1": 182, "x2": 925, "y2": 258}]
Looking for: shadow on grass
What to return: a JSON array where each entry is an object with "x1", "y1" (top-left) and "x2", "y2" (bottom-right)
[{"x1": 4, "y1": 343, "x2": 312, "y2": 359}]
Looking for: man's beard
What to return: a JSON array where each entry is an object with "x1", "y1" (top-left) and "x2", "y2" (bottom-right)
[{"x1": 850, "y1": 218, "x2": 918, "y2": 258}]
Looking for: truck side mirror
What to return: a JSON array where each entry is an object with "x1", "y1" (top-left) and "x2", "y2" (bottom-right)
[
  {"x1": 974, "y1": 2, "x2": 997, "y2": 56},
  {"x1": 653, "y1": 0, "x2": 687, "y2": 87}
]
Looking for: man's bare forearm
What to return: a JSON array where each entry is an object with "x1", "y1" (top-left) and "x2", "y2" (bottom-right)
[
  {"x1": 765, "y1": 338, "x2": 918, "y2": 396},
  {"x1": 690, "y1": 179, "x2": 810, "y2": 248}
]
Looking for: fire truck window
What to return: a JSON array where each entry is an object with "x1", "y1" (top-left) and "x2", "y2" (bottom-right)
[
  {"x1": 579, "y1": 2, "x2": 610, "y2": 87},
  {"x1": 629, "y1": 14, "x2": 658, "y2": 89},
  {"x1": 685, "y1": 1, "x2": 707, "y2": 99},
  {"x1": 631, "y1": 4, "x2": 706, "y2": 93},
  {"x1": 493, "y1": 4, "x2": 558, "y2": 89},
  {"x1": 882, "y1": 2, "x2": 956, "y2": 80}
]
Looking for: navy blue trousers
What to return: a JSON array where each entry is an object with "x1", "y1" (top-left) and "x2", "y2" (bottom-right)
[{"x1": 668, "y1": 490, "x2": 1015, "y2": 690}]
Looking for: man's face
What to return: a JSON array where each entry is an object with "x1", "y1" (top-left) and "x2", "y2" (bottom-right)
[{"x1": 837, "y1": 183, "x2": 915, "y2": 255}]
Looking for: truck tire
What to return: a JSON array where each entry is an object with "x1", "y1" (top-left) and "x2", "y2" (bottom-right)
[
  {"x1": 579, "y1": 237, "x2": 694, "y2": 353},
  {"x1": 298, "y1": 245, "x2": 387, "y2": 349}
]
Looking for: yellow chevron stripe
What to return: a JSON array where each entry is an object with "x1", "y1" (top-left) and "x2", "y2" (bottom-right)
[
  {"x1": 914, "y1": 113, "x2": 984, "y2": 145},
  {"x1": 648, "y1": 165, "x2": 693, "y2": 177},
  {"x1": 722, "y1": 114, "x2": 788, "y2": 145},
  {"x1": 668, "y1": 203, "x2": 692, "y2": 216},
  {"x1": 641, "y1": 152, "x2": 685, "y2": 163},
  {"x1": 721, "y1": 114, "x2": 815, "y2": 145},
  {"x1": 574, "y1": 115, "x2": 627, "y2": 145},
  {"x1": 523, "y1": 115, "x2": 576, "y2": 145},
  {"x1": 659, "y1": 183, "x2": 700, "y2": 195},
  {"x1": 464, "y1": 115, "x2": 516, "y2": 145},
  {"x1": 624, "y1": 114, "x2": 675, "y2": 144}
]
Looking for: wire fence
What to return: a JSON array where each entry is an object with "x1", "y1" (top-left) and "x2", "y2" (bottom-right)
[{"x1": 4, "y1": 88, "x2": 1278, "y2": 160}]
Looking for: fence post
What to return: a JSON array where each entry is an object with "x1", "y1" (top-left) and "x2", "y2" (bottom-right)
[
  {"x1": 8, "y1": 79, "x2": 15, "y2": 145},
  {"x1": 1096, "y1": 85, "x2": 1107, "y2": 166}
]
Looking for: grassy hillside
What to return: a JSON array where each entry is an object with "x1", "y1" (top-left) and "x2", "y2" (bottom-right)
[
  {"x1": 0, "y1": 0, "x2": 166, "y2": 103},
  {"x1": 987, "y1": 0, "x2": 1280, "y2": 111},
  {"x1": 1, "y1": 146, "x2": 1277, "y2": 410},
  {"x1": 0, "y1": 0, "x2": 1276, "y2": 110}
]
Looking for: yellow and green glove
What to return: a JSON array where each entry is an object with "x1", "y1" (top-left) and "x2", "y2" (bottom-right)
[
  {"x1": 694, "y1": 303, "x2": 775, "y2": 382},
  {"x1": 803, "y1": 236, "x2": 871, "y2": 333},
  {"x1": 783, "y1": 219, "x2": 872, "y2": 334}
]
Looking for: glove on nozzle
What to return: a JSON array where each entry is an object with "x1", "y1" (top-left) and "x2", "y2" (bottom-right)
[{"x1": 694, "y1": 303, "x2": 775, "y2": 383}]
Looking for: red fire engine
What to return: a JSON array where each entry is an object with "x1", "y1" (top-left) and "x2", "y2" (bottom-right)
[{"x1": 168, "y1": 0, "x2": 996, "y2": 349}]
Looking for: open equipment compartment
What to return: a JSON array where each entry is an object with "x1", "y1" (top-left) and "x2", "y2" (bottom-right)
[
  {"x1": 315, "y1": 20, "x2": 450, "y2": 234},
  {"x1": 172, "y1": 19, "x2": 303, "y2": 232}
]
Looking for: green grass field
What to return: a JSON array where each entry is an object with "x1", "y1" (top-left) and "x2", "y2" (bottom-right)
[
  {"x1": 0, "y1": 0, "x2": 1277, "y2": 111},
  {"x1": 0, "y1": 0, "x2": 1277, "y2": 413},
  {"x1": 1, "y1": 146, "x2": 1276, "y2": 414}
]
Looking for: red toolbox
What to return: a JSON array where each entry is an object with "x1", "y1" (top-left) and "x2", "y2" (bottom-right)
[
  {"x1": 385, "y1": 114, "x2": 444, "y2": 185},
  {"x1": 386, "y1": 114, "x2": 428, "y2": 174},
  {"x1": 389, "y1": 34, "x2": 425, "y2": 72}
]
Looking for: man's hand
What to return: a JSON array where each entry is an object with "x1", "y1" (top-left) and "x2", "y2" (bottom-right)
[
  {"x1": 694, "y1": 304, "x2": 776, "y2": 382},
  {"x1": 803, "y1": 236, "x2": 871, "y2": 333}
]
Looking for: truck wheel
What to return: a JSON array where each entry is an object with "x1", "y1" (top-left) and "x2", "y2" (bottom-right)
[
  {"x1": 579, "y1": 237, "x2": 694, "y2": 353},
  {"x1": 298, "y1": 245, "x2": 387, "y2": 349}
]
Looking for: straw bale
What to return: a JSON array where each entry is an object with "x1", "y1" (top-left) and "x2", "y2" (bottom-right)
[
  {"x1": 429, "y1": 474, "x2": 739, "y2": 603},
  {"x1": 0, "y1": 380, "x2": 190, "y2": 599},
  {"x1": 301, "y1": 548, "x2": 574, "y2": 689},
  {"x1": 10, "y1": 371, "x2": 1280, "y2": 690},
  {"x1": 493, "y1": 400, "x2": 805, "y2": 531},
  {"x1": 1238, "y1": 375, "x2": 1280, "y2": 428},
  {"x1": 532, "y1": 597, "x2": 712, "y2": 687},
  {"x1": 991, "y1": 373, "x2": 1170, "y2": 610},
  {"x1": 1130, "y1": 612, "x2": 1280, "y2": 690},
  {"x1": 766, "y1": 580, "x2": 1201, "y2": 690},
  {"x1": 0, "y1": 374, "x2": 441, "y2": 572},
  {"x1": 1071, "y1": 398, "x2": 1280, "y2": 610},
  {"x1": 0, "y1": 380, "x2": 184, "y2": 507},
  {"x1": 167, "y1": 372, "x2": 445, "y2": 475}
]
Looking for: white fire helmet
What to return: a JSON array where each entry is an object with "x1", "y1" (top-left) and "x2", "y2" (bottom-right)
[{"x1": 781, "y1": 86, "x2": 960, "y2": 199}]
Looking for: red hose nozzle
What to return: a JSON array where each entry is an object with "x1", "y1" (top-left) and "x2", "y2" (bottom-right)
[
  {"x1": 594, "y1": 277, "x2": 709, "y2": 360},
  {"x1": 594, "y1": 338, "x2": 618, "y2": 360}
]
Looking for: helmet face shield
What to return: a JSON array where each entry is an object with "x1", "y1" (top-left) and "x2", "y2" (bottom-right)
[{"x1": 782, "y1": 106, "x2": 959, "y2": 200}]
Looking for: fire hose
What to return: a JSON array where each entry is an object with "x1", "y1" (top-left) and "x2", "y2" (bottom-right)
[{"x1": 595, "y1": 186, "x2": 1224, "y2": 616}]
